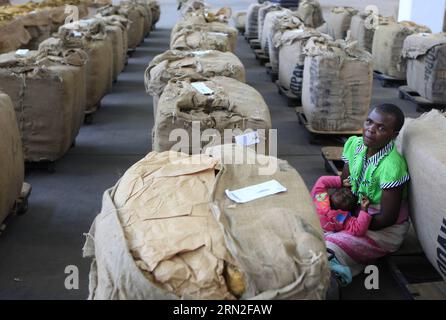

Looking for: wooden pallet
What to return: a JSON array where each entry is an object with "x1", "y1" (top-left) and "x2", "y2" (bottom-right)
[
  {"x1": 295, "y1": 107, "x2": 362, "y2": 144},
  {"x1": 254, "y1": 49, "x2": 269, "y2": 65},
  {"x1": 398, "y1": 85, "x2": 446, "y2": 112},
  {"x1": 373, "y1": 71, "x2": 407, "y2": 88},
  {"x1": 249, "y1": 39, "x2": 261, "y2": 49},
  {"x1": 265, "y1": 63, "x2": 278, "y2": 82},
  {"x1": 276, "y1": 81, "x2": 301, "y2": 107},
  {"x1": 321, "y1": 146, "x2": 344, "y2": 176}
]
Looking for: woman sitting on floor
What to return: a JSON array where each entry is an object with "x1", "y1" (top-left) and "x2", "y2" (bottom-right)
[{"x1": 324, "y1": 103, "x2": 411, "y2": 280}]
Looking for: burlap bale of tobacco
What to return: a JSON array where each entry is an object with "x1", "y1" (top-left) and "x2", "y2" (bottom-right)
[
  {"x1": 260, "y1": 9, "x2": 286, "y2": 56},
  {"x1": 171, "y1": 10, "x2": 237, "y2": 52},
  {"x1": 56, "y1": 18, "x2": 114, "y2": 113},
  {"x1": 0, "y1": 17, "x2": 31, "y2": 54},
  {"x1": 170, "y1": 27, "x2": 234, "y2": 52},
  {"x1": 257, "y1": 3, "x2": 282, "y2": 45},
  {"x1": 296, "y1": 0, "x2": 324, "y2": 28},
  {"x1": 135, "y1": 0, "x2": 153, "y2": 37},
  {"x1": 372, "y1": 21, "x2": 431, "y2": 79},
  {"x1": 269, "y1": 10, "x2": 303, "y2": 73},
  {"x1": 96, "y1": 15, "x2": 129, "y2": 80},
  {"x1": 0, "y1": 91, "x2": 24, "y2": 225},
  {"x1": 244, "y1": 2, "x2": 264, "y2": 39},
  {"x1": 83, "y1": 146, "x2": 330, "y2": 299},
  {"x1": 301, "y1": 37, "x2": 373, "y2": 132},
  {"x1": 0, "y1": 49, "x2": 87, "y2": 162},
  {"x1": 318, "y1": 6, "x2": 358, "y2": 40},
  {"x1": 153, "y1": 76, "x2": 272, "y2": 153},
  {"x1": 117, "y1": 1, "x2": 145, "y2": 49},
  {"x1": 145, "y1": 50, "x2": 246, "y2": 118},
  {"x1": 148, "y1": 0, "x2": 160, "y2": 26},
  {"x1": 233, "y1": 11, "x2": 246, "y2": 33},
  {"x1": 349, "y1": 11, "x2": 395, "y2": 53},
  {"x1": 277, "y1": 28, "x2": 328, "y2": 96},
  {"x1": 402, "y1": 32, "x2": 446, "y2": 103},
  {"x1": 398, "y1": 110, "x2": 446, "y2": 281}
]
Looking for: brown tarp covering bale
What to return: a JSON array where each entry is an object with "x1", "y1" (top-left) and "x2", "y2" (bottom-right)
[
  {"x1": 349, "y1": 12, "x2": 395, "y2": 53},
  {"x1": 83, "y1": 147, "x2": 330, "y2": 299},
  {"x1": 402, "y1": 33, "x2": 446, "y2": 103},
  {"x1": 318, "y1": 7, "x2": 358, "y2": 40},
  {"x1": 296, "y1": 0, "x2": 324, "y2": 28},
  {"x1": 398, "y1": 110, "x2": 446, "y2": 281},
  {"x1": 302, "y1": 37, "x2": 373, "y2": 132},
  {"x1": 372, "y1": 21, "x2": 431, "y2": 80},
  {"x1": 0, "y1": 91, "x2": 24, "y2": 224},
  {"x1": 0, "y1": 18, "x2": 31, "y2": 54},
  {"x1": 57, "y1": 19, "x2": 114, "y2": 113},
  {"x1": 233, "y1": 11, "x2": 246, "y2": 33},
  {"x1": 0, "y1": 50, "x2": 87, "y2": 162},
  {"x1": 269, "y1": 10, "x2": 303, "y2": 73},
  {"x1": 153, "y1": 77, "x2": 272, "y2": 153},
  {"x1": 277, "y1": 29, "x2": 328, "y2": 96},
  {"x1": 170, "y1": 27, "x2": 234, "y2": 52},
  {"x1": 145, "y1": 50, "x2": 246, "y2": 118}
]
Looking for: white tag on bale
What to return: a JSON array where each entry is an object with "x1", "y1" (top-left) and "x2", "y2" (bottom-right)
[
  {"x1": 191, "y1": 82, "x2": 214, "y2": 95},
  {"x1": 72, "y1": 31, "x2": 83, "y2": 37},
  {"x1": 15, "y1": 49, "x2": 29, "y2": 57},
  {"x1": 225, "y1": 180, "x2": 287, "y2": 204},
  {"x1": 235, "y1": 131, "x2": 260, "y2": 146}
]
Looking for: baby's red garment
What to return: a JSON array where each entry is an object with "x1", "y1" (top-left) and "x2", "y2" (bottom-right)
[{"x1": 311, "y1": 176, "x2": 372, "y2": 236}]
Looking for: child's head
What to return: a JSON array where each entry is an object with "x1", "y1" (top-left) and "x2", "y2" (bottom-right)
[{"x1": 330, "y1": 188, "x2": 357, "y2": 212}]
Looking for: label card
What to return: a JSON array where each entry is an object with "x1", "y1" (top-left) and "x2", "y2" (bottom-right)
[
  {"x1": 191, "y1": 82, "x2": 214, "y2": 95},
  {"x1": 225, "y1": 180, "x2": 287, "y2": 204}
]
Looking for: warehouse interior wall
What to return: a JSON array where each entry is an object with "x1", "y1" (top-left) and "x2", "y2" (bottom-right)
[{"x1": 398, "y1": 0, "x2": 446, "y2": 32}]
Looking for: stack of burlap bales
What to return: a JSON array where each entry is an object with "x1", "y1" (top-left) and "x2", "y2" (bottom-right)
[
  {"x1": 349, "y1": 10, "x2": 395, "y2": 53},
  {"x1": 83, "y1": 145, "x2": 330, "y2": 299},
  {"x1": 0, "y1": 0, "x2": 160, "y2": 164},
  {"x1": 233, "y1": 11, "x2": 246, "y2": 33},
  {"x1": 318, "y1": 7, "x2": 358, "y2": 40},
  {"x1": 245, "y1": 2, "x2": 264, "y2": 39},
  {"x1": 397, "y1": 110, "x2": 446, "y2": 281},
  {"x1": 277, "y1": 29, "x2": 329, "y2": 97},
  {"x1": 402, "y1": 32, "x2": 446, "y2": 103},
  {"x1": 301, "y1": 37, "x2": 373, "y2": 132},
  {"x1": 145, "y1": 50, "x2": 246, "y2": 119},
  {"x1": 372, "y1": 21, "x2": 431, "y2": 80},
  {"x1": 258, "y1": 3, "x2": 282, "y2": 46},
  {"x1": 0, "y1": 49, "x2": 87, "y2": 162},
  {"x1": 0, "y1": 0, "x2": 89, "y2": 53},
  {"x1": 267, "y1": 9, "x2": 303, "y2": 72},
  {"x1": 0, "y1": 91, "x2": 24, "y2": 224},
  {"x1": 171, "y1": 7, "x2": 237, "y2": 52}
]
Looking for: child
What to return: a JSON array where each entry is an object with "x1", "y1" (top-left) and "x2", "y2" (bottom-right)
[{"x1": 311, "y1": 176, "x2": 372, "y2": 236}]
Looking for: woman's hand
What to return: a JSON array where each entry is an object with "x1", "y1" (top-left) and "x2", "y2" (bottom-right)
[{"x1": 360, "y1": 196, "x2": 370, "y2": 212}]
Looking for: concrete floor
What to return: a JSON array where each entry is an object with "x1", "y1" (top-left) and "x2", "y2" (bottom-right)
[{"x1": 0, "y1": 0, "x2": 421, "y2": 300}]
